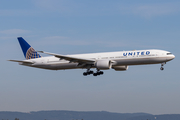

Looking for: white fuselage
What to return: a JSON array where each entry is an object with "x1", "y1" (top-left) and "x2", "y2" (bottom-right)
[{"x1": 20, "y1": 49, "x2": 175, "y2": 70}]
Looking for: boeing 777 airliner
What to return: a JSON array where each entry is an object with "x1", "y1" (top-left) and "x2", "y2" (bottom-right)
[{"x1": 9, "y1": 37, "x2": 175, "y2": 76}]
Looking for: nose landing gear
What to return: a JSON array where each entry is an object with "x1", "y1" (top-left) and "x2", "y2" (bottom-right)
[
  {"x1": 160, "y1": 62, "x2": 166, "y2": 71},
  {"x1": 160, "y1": 67, "x2": 164, "y2": 71}
]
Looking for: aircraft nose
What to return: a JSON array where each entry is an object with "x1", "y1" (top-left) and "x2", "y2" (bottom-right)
[
  {"x1": 167, "y1": 54, "x2": 175, "y2": 61},
  {"x1": 172, "y1": 54, "x2": 175, "y2": 59}
]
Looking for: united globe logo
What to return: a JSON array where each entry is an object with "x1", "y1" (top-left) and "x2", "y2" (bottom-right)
[{"x1": 26, "y1": 47, "x2": 41, "y2": 59}]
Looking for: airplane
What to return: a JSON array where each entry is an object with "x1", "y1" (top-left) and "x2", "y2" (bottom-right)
[{"x1": 8, "y1": 37, "x2": 175, "y2": 76}]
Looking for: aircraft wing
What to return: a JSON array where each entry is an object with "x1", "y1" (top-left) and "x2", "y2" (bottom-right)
[
  {"x1": 38, "y1": 51, "x2": 95, "y2": 63},
  {"x1": 8, "y1": 60, "x2": 34, "y2": 64}
]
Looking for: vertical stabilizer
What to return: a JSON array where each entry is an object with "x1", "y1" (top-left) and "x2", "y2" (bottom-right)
[{"x1": 17, "y1": 37, "x2": 41, "y2": 59}]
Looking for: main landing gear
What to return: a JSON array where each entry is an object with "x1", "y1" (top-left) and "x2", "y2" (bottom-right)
[
  {"x1": 160, "y1": 62, "x2": 166, "y2": 71},
  {"x1": 93, "y1": 70, "x2": 104, "y2": 76},
  {"x1": 83, "y1": 70, "x2": 94, "y2": 76},
  {"x1": 83, "y1": 69, "x2": 104, "y2": 76}
]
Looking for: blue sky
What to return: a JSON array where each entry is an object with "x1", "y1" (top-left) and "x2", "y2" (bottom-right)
[{"x1": 0, "y1": 0, "x2": 180, "y2": 114}]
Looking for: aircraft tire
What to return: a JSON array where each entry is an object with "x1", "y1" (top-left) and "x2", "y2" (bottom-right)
[
  {"x1": 160, "y1": 67, "x2": 164, "y2": 71},
  {"x1": 83, "y1": 72, "x2": 88, "y2": 76},
  {"x1": 100, "y1": 71, "x2": 104, "y2": 74},
  {"x1": 93, "y1": 73, "x2": 97, "y2": 76},
  {"x1": 90, "y1": 71, "x2": 94, "y2": 74}
]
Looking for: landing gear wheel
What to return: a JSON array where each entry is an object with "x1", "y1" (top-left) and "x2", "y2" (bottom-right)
[
  {"x1": 90, "y1": 71, "x2": 94, "y2": 74},
  {"x1": 97, "y1": 72, "x2": 100, "y2": 75},
  {"x1": 160, "y1": 67, "x2": 164, "y2": 71},
  {"x1": 83, "y1": 69, "x2": 104, "y2": 76},
  {"x1": 83, "y1": 72, "x2": 88, "y2": 76},
  {"x1": 93, "y1": 73, "x2": 97, "y2": 76},
  {"x1": 100, "y1": 71, "x2": 104, "y2": 75},
  {"x1": 160, "y1": 62, "x2": 166, "y2": 71}
]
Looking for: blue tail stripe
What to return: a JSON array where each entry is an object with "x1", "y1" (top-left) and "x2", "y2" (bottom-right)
[
  {"x1": 17, "y1": 37, "x2": 41, "y2": 59},
  {"x1": 18, "y1": 37, "x2": 31, "y2": 58}
]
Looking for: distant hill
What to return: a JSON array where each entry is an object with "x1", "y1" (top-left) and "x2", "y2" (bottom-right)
[{"x1": 0, "y1": 110, "x2": 180, "y2": 120}]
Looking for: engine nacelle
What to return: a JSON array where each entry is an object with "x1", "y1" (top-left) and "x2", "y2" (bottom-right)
[
  {"x1": 112, "y1": 65, "x2": 128, "y2": 71},
  {"x1": 95, "y1": 60, "x2": 112, "y2": 70}
]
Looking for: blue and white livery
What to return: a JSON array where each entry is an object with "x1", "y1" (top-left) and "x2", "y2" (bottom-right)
[{"x1": 9, "y1": 37, "x2": 175, "y2": 76}]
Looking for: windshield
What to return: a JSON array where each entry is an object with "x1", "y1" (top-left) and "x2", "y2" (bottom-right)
[{"x1": 167, "y1": 53, "x2": 173, "y2": 55}]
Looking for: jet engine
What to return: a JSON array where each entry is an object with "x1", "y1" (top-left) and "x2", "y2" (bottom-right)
[
  {"x1": 112, "y1": 65, "x2": 128, "y2": 71},
  {"x1": 95, "y1": 60, "x2": 112, "y2": 70}
]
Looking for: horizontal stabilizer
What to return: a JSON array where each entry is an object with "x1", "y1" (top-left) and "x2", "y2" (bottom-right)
[{"x1": 8, "y1": 60, "x2": 34, "y2": 64}]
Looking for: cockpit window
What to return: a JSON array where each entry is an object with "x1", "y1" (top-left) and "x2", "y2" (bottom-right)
[{"x1": 167, "y1": 53, "x2": 172, "y2": 55}]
